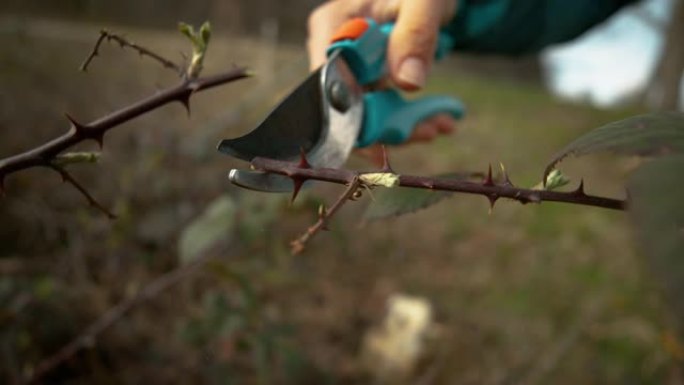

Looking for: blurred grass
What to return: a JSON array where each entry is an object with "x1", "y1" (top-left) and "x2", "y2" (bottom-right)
[{"x1": 0, "y1": 17, "x2": 677, "y2": 385}]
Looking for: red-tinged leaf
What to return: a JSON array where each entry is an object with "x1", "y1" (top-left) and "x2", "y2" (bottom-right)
[
  {"x1": 363, "y1": 172, "x2": 481, "y2": 221},
  {"x1": 628, "y1": 154, "x2": 684, "y2": 335},
  {"x1": 544, "y1": 112, "x2": 684, "y2": 182}
]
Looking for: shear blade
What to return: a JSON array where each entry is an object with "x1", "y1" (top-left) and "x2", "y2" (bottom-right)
[
  {"x1": 219, "y1": 51, "x2": 364, "y2": 192},
  {"x1": 217, "y1": 69, "x2": 324, "y2": 162}
]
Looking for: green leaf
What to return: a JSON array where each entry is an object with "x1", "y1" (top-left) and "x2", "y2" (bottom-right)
[
  {"x1": 544, "y1": 112, "x2": 684, "y2": 182},
  {"x1": 363, "y1": 173, "x2": 478, "y2": 221},
  {"x1": 628, "y1": 155, "x2": 684, "y2": 335},
  {"x1": 52, "y1": 152, "x2": 101, "y2": 167},
  {"x1": 178, "y1": 195, "x2": 236, "y2": 264}
]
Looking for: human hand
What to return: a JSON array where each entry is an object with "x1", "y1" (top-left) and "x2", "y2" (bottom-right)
[{"x1": 307, "y1": 0, "x2": 459, "y2": 163}]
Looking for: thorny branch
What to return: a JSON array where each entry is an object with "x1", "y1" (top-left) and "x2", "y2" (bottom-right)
[
  {"x1": 0, "y1": 28, "x2": 250, "y2": 217},
  {"x1": 80, "y1": 29, "x2": 183, "y2": 75},
  {"x1": 251, "y1": 149, "x2": 627, "y2": 254}
]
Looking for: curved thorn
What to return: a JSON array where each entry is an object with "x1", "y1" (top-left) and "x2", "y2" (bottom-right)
[
  {"x1": 179, "y1": 95, "x2": 191, "y2": 115},
  {"x1": 65, "y1": 113, "x2": 87, "y2": 133},
  {"x1": 574, "y1": 179, "x2": 586, "y2": 196},
  {"x1": 484, "y1": 164, "x2": 495, "y2": 186},
  {"x1": 380, "y1": 145, "x2": 393, "y2": 173},
  {"x1": 298, "y1": 148, "x2": 312, "y2": 169},
  {"x1": 488, "y1": 194, "x2": 498, "y2": 212},
  {"x1": 318, "y1": 204, "x2": 327, "y2": 219},
  {"x1": 291, "y1": 176, "x2": 307, "y2": 203},
  {"x1": 94, "y1": 133, "x2": 104, "y2": 149}
]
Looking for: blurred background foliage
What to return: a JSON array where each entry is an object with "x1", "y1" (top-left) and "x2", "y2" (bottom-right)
[{"x1": 1, "y1": 0, "x2": 683, "y2": 384}]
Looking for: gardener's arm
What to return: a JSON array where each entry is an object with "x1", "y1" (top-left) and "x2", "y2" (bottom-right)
[
  {"x1": 446, "y1": 0, "x2": 639, "y2": 54},
  {"x1": 306, "y1": 0, "x2": 637, "y2": 153},
  {"x1": 308, "y1": 0, "x2": 638, "y2": 89}
]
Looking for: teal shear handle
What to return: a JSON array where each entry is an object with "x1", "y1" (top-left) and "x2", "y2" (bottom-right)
[{"x1": 327, "y1": 18, "x2": 465, "y2": 148}]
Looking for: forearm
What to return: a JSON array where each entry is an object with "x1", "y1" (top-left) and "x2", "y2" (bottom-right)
[{"x1": 446, "y1": 0, "x2": 639, "y2": 54}]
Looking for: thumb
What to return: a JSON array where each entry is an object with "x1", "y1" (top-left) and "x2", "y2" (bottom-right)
[{"x1": 388, "y1": 1, "x2": 449, "y2": 91}]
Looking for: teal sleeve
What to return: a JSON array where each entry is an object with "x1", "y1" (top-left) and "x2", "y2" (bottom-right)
[{"x1": 445, "y1": 0, "x2": 639, "y2": 54}]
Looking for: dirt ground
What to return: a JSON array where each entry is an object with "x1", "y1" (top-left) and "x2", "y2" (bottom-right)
[{"x1": 0, "y1": 16, "x2": 678, "y2": 385}]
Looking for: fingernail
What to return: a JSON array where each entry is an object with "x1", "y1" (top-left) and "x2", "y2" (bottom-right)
[{"x1": 397, "y1": 57, "x2": 426, "y2": 89}]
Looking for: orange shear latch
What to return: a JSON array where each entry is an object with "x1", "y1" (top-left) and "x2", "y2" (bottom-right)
[{"x1": 330, "y1": 17, "x2": 370, "y2": 43}]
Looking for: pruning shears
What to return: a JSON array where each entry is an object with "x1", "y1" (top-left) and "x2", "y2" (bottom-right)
[{"x1": 218, "y1": 17, "x2": 465, "y2": 192}]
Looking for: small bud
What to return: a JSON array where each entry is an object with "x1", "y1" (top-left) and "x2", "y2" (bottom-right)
[
  {"x1": 532, "y1": 169, "x2": 570, "y2": 191},
  {"x1": 200, "y1": 22, "x2": 212, "y2": 46},
  {"x1": 318, "y1": 204, "x2": 327, "y2": 218}
]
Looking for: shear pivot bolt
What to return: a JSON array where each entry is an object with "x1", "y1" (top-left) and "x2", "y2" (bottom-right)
[{"x1": 328, "y1": 80, "x2": 351, "y2": 112}]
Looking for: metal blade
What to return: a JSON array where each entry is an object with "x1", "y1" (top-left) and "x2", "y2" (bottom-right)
[
  {"x1": 217, "y1": 69, "x2": 324, "y2": 162},
  {"x1": 219, "y1": 51, "x2": 364, "y2": 192},
  {"x1": 228, "y1": 170, "x2": 294, "y2": 192}
]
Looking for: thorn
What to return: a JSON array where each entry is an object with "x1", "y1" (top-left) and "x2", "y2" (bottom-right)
[
  {"x1": 93, "y1": 133, "x2": 104, "y2": 149},
  {"x1": 290, "y1": 176, "x2": 307, "y2": 203},
  {"x1": 483, "y1": 164, "x2": 495, "y2": 186},
  {"x1": 500, "y1": 162, "x2": 513, "y2": 186},
  {"x1": 487, "y1": 194, "x2": 498, "y2": 214},
  {"x1": 179, "y1": 95, "x2": 191, "y2": 115},
  {"x1": 65, "y1": 113, "x2": 87, "y2": 133},
  {"x1": 298, "y1": 148, "x2": 312, "y2": 169},
  {"x1": 380, "y1": 145, "x2": 393, "y2": 173},
  {"x1": 574, "y1": 179, "x2": 586, "y2": 196}
]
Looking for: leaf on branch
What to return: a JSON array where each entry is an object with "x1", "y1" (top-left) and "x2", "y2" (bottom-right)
[
  {"x1": 628, "y1": 154, "x2": 684, "y2": 335},
  {"x1": 543, "y1": 112, "x2": 684, "y2": 183},
  {"x1": 179, "y1": 21, "x2": 212, "y2": 78},
  {"x1": 360, "y1": 172, "x2": 400, "y2": 188},
  {"x1": 532, "y1": 169, "x2": 571, "y2": 191},
  {"x1": 178, "y1": 195, "x2": 236, "y2": 264},
  {"x1": 364, "y1": 172, "x2": 478, "y2": 221},
  {"x1": 52, "y1": 152, "x2": 101, "y2": 167}
]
